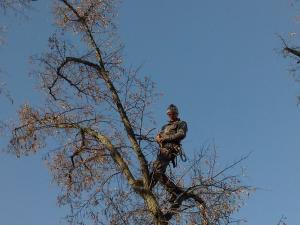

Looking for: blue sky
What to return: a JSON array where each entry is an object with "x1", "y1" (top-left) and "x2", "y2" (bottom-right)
[{"x1": 1, "y1": 0, "x2": 300, "y2": 224}]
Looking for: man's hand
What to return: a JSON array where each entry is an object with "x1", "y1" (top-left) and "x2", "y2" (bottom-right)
[{"x1": 156, "y1": 134, "x2": 163, "y2": 143}]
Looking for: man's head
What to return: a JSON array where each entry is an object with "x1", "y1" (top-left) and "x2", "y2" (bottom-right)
[{"x1": 166, "y1": 104, "x2": 179, "y2": 121}]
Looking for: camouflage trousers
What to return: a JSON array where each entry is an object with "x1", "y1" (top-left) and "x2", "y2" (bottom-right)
[
  {"x1": 150, "y1": 145, "x2": 182, "y2": 195},
  {"x1": 152, "y1": 146, "x2": 178, "y2": 175}
]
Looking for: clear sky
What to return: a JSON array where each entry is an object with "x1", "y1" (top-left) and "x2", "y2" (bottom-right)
[{"x1": 0, "y1": 0, "x2": 300, "y2": 225}]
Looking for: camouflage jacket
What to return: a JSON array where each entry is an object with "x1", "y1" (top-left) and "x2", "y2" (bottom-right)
[{"x1": 159, "y1": 119, "x2": 188, "y2": 147}]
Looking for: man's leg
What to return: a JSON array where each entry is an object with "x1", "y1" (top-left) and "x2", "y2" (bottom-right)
[
  {"x1": 150, "y1": 147, "x2": 172, "y2": 189},
  {"x1": 159, "y1": 173, "x2": 184, "y2": 202},
  {"x1": 150, "y1": 147, "x2": 184, "y2": 202}
]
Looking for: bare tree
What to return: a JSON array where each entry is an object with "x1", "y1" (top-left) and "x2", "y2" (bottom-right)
[
  {"x1": 7, "y1": 1, "x2": 251, "y2": 224},
  {"x1": 278, "y1": 32, "x2": 300, "y2": 104},
  {"x1": 277, "y1": 215, "x2": 287, "y2": 225}
]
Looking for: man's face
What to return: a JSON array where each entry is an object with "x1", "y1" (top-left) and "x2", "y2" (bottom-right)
[{"x1": 167, "y1": 112, "x2": 178, "y2": 121}]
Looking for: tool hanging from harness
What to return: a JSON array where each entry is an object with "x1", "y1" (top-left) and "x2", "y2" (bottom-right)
[{"x1": 171, "y1": 144, "x2": 187, "y2": 168}]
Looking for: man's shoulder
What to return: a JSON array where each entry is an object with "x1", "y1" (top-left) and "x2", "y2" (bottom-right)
[
  {"x1": 160, "y1": 123, "x2": 169, "y2": 130},
  {"x1": 177, "y1": 119, "x2": 187, "y2": 125},
  {"x1": 177, "y1": 120, "x2": 188, "y2": 129}
]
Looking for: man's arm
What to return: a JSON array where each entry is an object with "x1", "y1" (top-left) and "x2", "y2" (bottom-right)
[{"x1": 156, "y1": 124, "x2": 167, "y2": 143}]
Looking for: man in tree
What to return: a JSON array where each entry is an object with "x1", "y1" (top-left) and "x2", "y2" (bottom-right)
[
  {"x1": 5, "y1": 1, "x2": 251, "y2": 224},
  {"x1": 151, "y1": 104, "x2": 188, "y2": 201}
]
